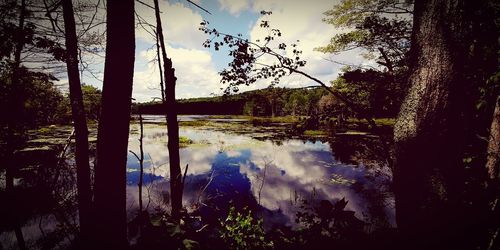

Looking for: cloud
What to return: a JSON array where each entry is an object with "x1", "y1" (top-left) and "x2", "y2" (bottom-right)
[
  {"x1": 247, "y1": 0, "x2": 352, "y2": 88},
  {"x1": 133, "y1": 0, "x2": 223, "y2": 101},
  {"x1": 217, "y1": 0, "x2": 251, "y2": 16},
  {"x1": 135, "y1": 0, "x2": 208, "y2": 50},
  {"x1": 215, "y1": 0, "x2": 369, "y2": 92},
  {"x1": 133, "y1": 45, "x2": 222, "y2": 102}
]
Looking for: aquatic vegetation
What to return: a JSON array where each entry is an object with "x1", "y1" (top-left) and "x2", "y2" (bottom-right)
[
  {"x1": 179, "y1": 136, "x2": 194, "y2": 148},
  {"x1": 179, "y1": 120, "x2": 210, "y2": 127},
  {"x1": 303, "y1": 130, "x2": 328, "y2": 136}
]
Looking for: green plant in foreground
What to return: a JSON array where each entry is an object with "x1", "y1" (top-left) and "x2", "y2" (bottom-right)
[{"x1": 219, "y1": 207, "x2": 273, "y2": 249}]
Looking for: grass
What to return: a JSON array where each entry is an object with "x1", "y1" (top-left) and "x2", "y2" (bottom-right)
[
  {"x1": 250, "y1": 116, "x2": 301, "y2": 124},
  {"x1": 303, "y1": 130, "x2": 328, "y2": 136},
  {"x1": 346, "y1": 118, "x2": 396, "y2": 127},
  {"x1": 178, "y1": 120, "x2": 209, "y2": 127},
  {"x1": 374, "y1": 118, "x2": 396, "y2": 126},
  {"x1": 207, "y1": 115, "x2": 251, "y2": 120},
  {"x1": 37, "y1": 127, "x2": 53, "y2": 134}
]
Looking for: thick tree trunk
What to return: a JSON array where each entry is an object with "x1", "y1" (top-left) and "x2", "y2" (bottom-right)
[
  {"x1": 61, "y1": 0, "x2": 93, "y2": 244},
  {"x1": 153, "y1": 0, "x2": 183, "y2": 222},
  {"x1": 6, "y1": 1, "x2": 27, "y2": 249},
  {"x1": 93, "y1": 0, "x2": 135, "y2": 248},
  {"x1": 486, "y1": 96, "x2": 500, "y2": 179},
  {"x1": 393, "y1": 0, "x2": 469, "y2": 245}
]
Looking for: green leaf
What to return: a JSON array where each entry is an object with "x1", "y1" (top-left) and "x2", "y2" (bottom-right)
[{"x1": 182, "y1": 239, "x2": 200, "y2": 250}]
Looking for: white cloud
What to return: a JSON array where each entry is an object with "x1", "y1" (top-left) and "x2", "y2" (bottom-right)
[
  {"x1": 133, "y1": 0, "x2": 223, "y2": 101},
  {"x1": 247, "y1": 0, "x2": 353, "y2": 88},
  {"x1": 215, "y1": 0, "x2": 370, "y2": 92},
  {"x1": 135, "y1": 0, "x2": 208, "y2": 49},
  {"x1": 133, "y1": 45, "x2": 222, "y2": 102},
  {"x1": 217, "y1": 0, "x2": 251, "y2": 16}
]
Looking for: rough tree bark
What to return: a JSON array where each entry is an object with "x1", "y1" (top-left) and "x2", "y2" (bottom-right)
[
  {"x1": 393, "y1": 0, "x2": 473, "y2": 245},
  {"x1": 487, "y1": 96, "x2": 500, "y2": 180},
  {"x1": 61, "y1": 0, "x2": 93, "y2": 243},
  {"x1": 93, "y1": 0, "x2": 135, "y2": 248},
  {"x1": 153, "y1": 0, "x2": 183, "y2": 222}
]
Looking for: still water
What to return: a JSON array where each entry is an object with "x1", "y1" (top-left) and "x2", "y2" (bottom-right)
[
  {"x1": 125, "y1": 115, "x2": 394, "y2": 228},
  {"x1": 0, "y1": 115, "x2": 395, "y2": 248}
]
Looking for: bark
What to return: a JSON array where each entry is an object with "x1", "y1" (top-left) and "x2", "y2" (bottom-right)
[
  {"x1": 153, "y1": 0, "x2": 183, "y2": 222},
  {"x1": 61, "y1": 0, "x2": 93, "y2": 243},
  {"x1": 156, "y1": 31, "x2": 165, "y2": 102},
  {"x1": 393, "y1": 0, "x2": 470, "y2": 244},
  {"x1": 6, "y1": 1, "x2": 27, "y2": 249},
  {"x1": 486, "y1": 96, "x2": 500, "y2": 179},
  {"x1": 93, "y1": 0, "x2": 135, "y2": 248}
]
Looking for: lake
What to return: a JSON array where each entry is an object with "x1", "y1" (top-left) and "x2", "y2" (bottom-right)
[
  {"x1": 0, "y1": 115, "x2": 394, "y2": 248},
  {"x1": 125, "y1": 115, "x2": 394, "y2": 229}
]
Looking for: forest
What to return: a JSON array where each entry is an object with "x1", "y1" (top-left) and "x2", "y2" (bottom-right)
[{"x1": 0, "y1": 0, "x2": 499, "y2": 249}]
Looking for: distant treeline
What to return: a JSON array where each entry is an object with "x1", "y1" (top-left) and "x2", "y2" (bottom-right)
[
  {"x1": 135, "y1": 97, "x2": 246, "y2": 115},
  {"x1": 133, "y1": 81, "x2": 402, "y2": 119},
  {"x1": 133, "y1": 86, "x2": 339, "y2": 117}
]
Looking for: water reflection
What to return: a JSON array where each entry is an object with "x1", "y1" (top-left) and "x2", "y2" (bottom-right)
[{"x1": 126, "y1": 119, "x2": 394, "y2": 228}]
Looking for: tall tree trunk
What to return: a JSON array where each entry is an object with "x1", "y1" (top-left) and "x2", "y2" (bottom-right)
[
  {"x1": 393, "y1": 0, "x2": 472, "y2": 245},
  {"x1": 93, "y1": 0, "x2": 135, "y2": 248},
  {"x1": 156, "y1": 31, "x2": 165, "y2": 102},
  {"x1": 153, "y1": 0, "x2": 183, "y2": 222},
  {"x1": 6, "y1": 0, "x2": 27, "y2": 249},
  {"x1": 61, "y1": 0, "x2": 93, "y2": 244},
  {"x1": 486, "y1": 96, "x2": 500, "y2": 180}
]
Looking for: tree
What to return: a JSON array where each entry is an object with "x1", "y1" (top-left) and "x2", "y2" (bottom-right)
[
  {"x1": 393, "y1": 0, "x2": 498, "y2": 247},
  {"x1": 93, "y1": 0, "x2": 135, "y2": 248},
  {"x1": 200, "y1": 12, "x2": 383, "y2": 130},
  {"x1": 332, "y1": 68, "x2": 404, "y2": 117},
  {"x1": 82, "y1": 85, "x2": 102, "y2": 121},
  {"x1": 316, "y1": 0, "x2": 413, "y2": 72},
  {"x1": 2, "y1": 0, "x2": 29, "y2": 248},
  {"x1": 61, "y1": 0, "x2": 92, "y2": 245},
  {"x1": 152, "y1": 0, "x2": 183, "y2": 222},
  {"x1": 486, "y1": 96, "x2": 500, "y2": 179},
  {"x1": 0, "y1": 66, "x2": 66, "y2": 127}
]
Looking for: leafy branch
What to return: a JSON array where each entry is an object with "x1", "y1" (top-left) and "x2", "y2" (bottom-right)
[{"x1": 199, "y1": 11, "x2": 373, "y2": 120}]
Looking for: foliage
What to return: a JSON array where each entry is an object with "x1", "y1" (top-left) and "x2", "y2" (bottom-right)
[
  {"x1": 295, "y1": 198, "x2": 366, "y2": 247},
  {"x1": 200, "y1": 11, "x2": 307, "y2": 94},
  {"x1": 0, "y1": 66, "x2": 68, "y2": 128},
  {"x1": 219, "y1": 207, "x2": 273, "y2": 249},
  {"x1": 332, "y1": 68, "x2": 405, "y2": 117},
  {"x1": 315, "y1": 0, "x2": 413, "y2": 122},
  {"x1": 128, "y1": 211, "x2": 201, "y2": 250},
  {"x1": 81, "y1": 84, "x2": 102, "y2": 121},
  {"x1": 316, "y1": 0, "x2": 413, "y2": 70}
]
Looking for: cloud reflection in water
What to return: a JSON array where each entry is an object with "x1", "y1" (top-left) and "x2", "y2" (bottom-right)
[{"x1": 126, "y1": 123, "x2": 394, "y2": 228}]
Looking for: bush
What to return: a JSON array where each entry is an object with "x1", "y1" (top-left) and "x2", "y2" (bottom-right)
[{"x1": 219, "y1": 207, "x2": 273, "y2": 249}]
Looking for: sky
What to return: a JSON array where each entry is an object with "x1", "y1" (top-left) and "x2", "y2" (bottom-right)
[{"x1": 80, "y1": 0, "x2": 371, "y2": 102}]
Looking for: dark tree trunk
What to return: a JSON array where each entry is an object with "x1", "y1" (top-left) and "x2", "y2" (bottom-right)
[
  {"x1": 393, "y1": 0, "x2": 475, "y2": 246},
  {"x1": 93, "y1": 0, "x2": 135, "y2": 248},
  {"x1": 153, "y1": 0, "x2": 183, "y2": 222},
  {"x1": 6, "y1": 1, "x2": 27, "y2": 249},
  {"x1": 61, "y1": 0, "x2": 93, "y2": 243}
]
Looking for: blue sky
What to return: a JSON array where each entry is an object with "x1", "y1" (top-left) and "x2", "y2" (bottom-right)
[{"x1": 80, "y1": 0, "x2": 370, "y2": 102}]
